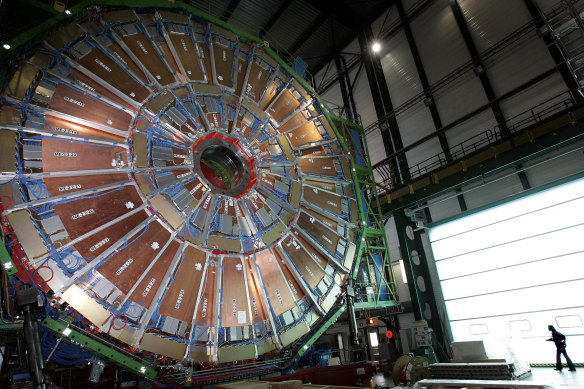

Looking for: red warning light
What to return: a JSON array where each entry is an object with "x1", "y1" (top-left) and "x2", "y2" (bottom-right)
[{"x1": 385, "y1": 330, "x2": 394, "y2": 339}]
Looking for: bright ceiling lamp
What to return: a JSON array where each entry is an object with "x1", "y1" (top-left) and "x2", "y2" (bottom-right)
[{"x1": 372, "y1": 41, "x2": 381, "y2": 53}]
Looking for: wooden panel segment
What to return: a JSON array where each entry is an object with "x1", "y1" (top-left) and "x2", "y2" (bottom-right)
[
  {"x1": 97, "y1": 220, "x2": 171, "y2": 294},
  {"x1": 213, "y1": 44, "x2": 235, "y2": 88},
  {"x1": 298, "y1": 157, "x2": 337, "y2": 177},
  {"x1": 121, "y1": 33, "x2": 175, "y2": 86},
  {"x1": 43, "y1": 115, "x2": 125, "y2": 142},
  {"x1": 254, "y1": 251, "x2": 296, "y2": 316},
  {"x1": 53, "y1": 185, "x2": 143, "y2": 240},
  {"x1": 159, "y1": 245, "x2": 206, "y2": 322},
  {"x1": 73, "y1": 210, "x2": 149, "y2": 259},
  {"x1": 76, "y1": 48, "x2": 150, "y2": 102},
  {"x1": 296, "y1": 212, "x2": 339, "y2": 255},
  {"x1": 245, "y1": 62, "x2": 270, "y2": 103},
  {"x1": 267, "y1": 89, "x2": 299, "y2": 123},
  {"x1": 128, "y1": 239, "x2": 180, "y2": 308},
  {"x1": 244, "y1": 256, "x2": 268, "y2": 322},
  {"x1": 280, "y1": 235, "x2": 325, "y2": 289},
  {"x1": 302, "y1": 186, "x2": 343, "y2": 215},
  {"x1": 107, "y1": 42, "x2": 149, "y2": 83},
  {"x1": 167, "y1": 33, "x2": 205, "y2": 81},
  {"x1": 221, "y1": 256, "x2": 250, "y2": 327},
  {"x1": 285, "y1": 121, "x2": 322, "y2": 148},
  {"x1": 48, "y1": 84, "x2": 132, "y2": 131},
  {"x1": 274, "y1": 248, "x2": 305, "y2": 303},
  {"x1": 193, "y1": 257, "x2": 218, "y2": 327},
  {"x1": 41, "y1": 138, "x2": 127, "y2": 172}
]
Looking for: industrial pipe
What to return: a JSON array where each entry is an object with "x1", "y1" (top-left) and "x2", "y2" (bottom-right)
[
  {"x1": 16, "y1": 285, "x2": 46, "y2": 389},
  {"x1": 346, "y1": 283, "x2": 359, "y2": 345}
]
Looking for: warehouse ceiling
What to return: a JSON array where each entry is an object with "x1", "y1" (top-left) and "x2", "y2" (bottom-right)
[
  {"x1": 194, "y1": 0, "x2": 394, "y2": 74},
  {"x1": 0, "y1": 0, "x2": 394, "y2": 77}
]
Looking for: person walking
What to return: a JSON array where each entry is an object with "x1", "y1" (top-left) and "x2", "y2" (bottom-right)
[{"x1": 547, "y1": 325, "x2": 576, "y2": 371}]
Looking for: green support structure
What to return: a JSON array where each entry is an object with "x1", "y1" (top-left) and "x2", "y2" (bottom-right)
[
  {"x1": 331, "y1": 116, "x2": 399, "y2": 310},
  {"x1": 296, "y1": 304, "x2": 346, "y2": 357},
  {"x1": 43, "y1": 317, "x2": 157, "y2": 379},
  {"x1": 0, "y1": 243, "x2": 17, "y2": 276},
  {"x1": 393, "y1": 210, "x2": 448, "y2": 361},
  {"x1": 290, "y1": 114, "x2": 401, "y2": 355},
  {"x1": 0, "y1": 322, "x2": 23, "y2": 331},
  {"x1": 295, "y1": 115, "x2": 400, "y2": 355}
]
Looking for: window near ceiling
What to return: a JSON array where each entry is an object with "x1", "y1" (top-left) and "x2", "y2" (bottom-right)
[
  {"x1": 469, "y1": 324, "x2": 489, "y2": 335},
  {"x1": 509, "y1": 320, "x2": 531, "y2": 333},
  {"x1": 555, "y1": 315, "x2": 583, "y2": 328}
]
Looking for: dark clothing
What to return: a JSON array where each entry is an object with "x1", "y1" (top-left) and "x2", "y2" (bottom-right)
[
  {"x1": 549, "y1": 330, "x2": 566, "y2": 347},
  {"x1": 548, "y1": 330, "x2": 576, "y2": 370},
  {"x1": 556, "y1": 345, "x2": 576, "y2": 371}
]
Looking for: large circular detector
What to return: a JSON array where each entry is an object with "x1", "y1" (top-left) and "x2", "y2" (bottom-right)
[{"x1": 0, "y1": 6, "x2": 361, "y2": 365}]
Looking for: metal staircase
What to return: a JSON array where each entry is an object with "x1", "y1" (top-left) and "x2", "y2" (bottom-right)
[{"x1": 542, "y1": 0, "x2": 584, "y2": 96}]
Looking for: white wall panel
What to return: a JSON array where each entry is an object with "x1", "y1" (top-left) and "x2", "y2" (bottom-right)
[
  {"x1": 403, "y1": 129, "x2": 443, "y2": 174},
  {"x1": 462, "y1": 170, "x2": 524, "y2": 210},
  {"x1": 381, "y1": 30, "x2": 423, "y2": 106},
  {"x1": 436, "y1": 224, "x2": 584, "y2": 280},
  {"x1": 434, "y1": 71, "x2": 491, "y2": 123},
  {"x1": 350, "y1": 65, "x2": 377, "y2": 128},
  {"x1": 487, "y1": 33, "x2": 558, "y2": 97},
  {"x1": 320, "y1": 82, "x2": 345, "y2": 112},
  {"x1": 393, "y1": 263, "x2": 411, "y2": 302},
  {"x1": 410, "y1": 0, "x2": 469, "y2": 84},
  {"x1": 444, "y1": 109, "x2": 498, "y2": 155},
  {"x1": 459, "y1": 0, "x2": 532, "y2": 52},
  {"x1": 524, "y1": 140, "x2": 584, "y2": 187},
  {"x1": 499, "y1": 72, "x2": 568, "y2": 123},
  {"x1": 442, "y1": 252, "x2": 584, "y2": 300},
  {"x1": 385, "y1": 215, "x2": 402, "y2": 263},
  {"x1": 431, "y1": 69, "x2": 496, "y2": 154},
  {"x1": 450, "y1": 308, "x2": 584, "y2": 364},
  {"x1": 365, "y1": 128, "x2": 388, "y2": 166},
  {"x1": 428, "y1": 195, "x2": 461, "y2": 223},
  {"x1": 379, "y1": 30, "x2": 442, "y2": 170},
  {"x1": 446, "y1": 280, "x2": 584, "y2": 321},
  {"x1": 430, "y1": 176, "x2": 584, "y2": 242}
]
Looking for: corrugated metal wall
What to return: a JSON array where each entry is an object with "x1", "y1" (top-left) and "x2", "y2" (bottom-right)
[{"x1": 316, "y1": 0, "x2": 576, "y2": 223}]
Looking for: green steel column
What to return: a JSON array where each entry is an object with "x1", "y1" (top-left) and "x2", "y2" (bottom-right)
[
  {"x1": 393, "y1": 210, "x2": 449, "y2": 361},
  {"x1": 43, "y1": 317, "x2": 157, "y2": 379},
  {"x1": 333, "y1": 116, "x2": 398, "y2": 309},
  {"x1": 0, "y1": 243, "x2": 17, "y2": 276}
]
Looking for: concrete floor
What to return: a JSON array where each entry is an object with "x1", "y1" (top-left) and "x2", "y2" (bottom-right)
[
  {"x1": 371, "y1": 367, "x2": 584, "y2": 388},
  {"x1": 527, "y1": 367, "x2": 583, "y2": 388}
]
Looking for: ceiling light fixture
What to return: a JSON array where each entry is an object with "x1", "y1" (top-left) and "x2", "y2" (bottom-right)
[{"x1": 372, "y1": 42, "x2": 381, "y2": 53}]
